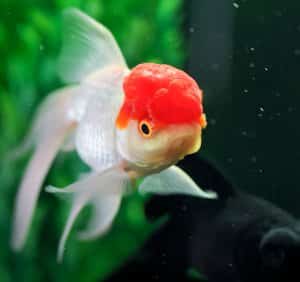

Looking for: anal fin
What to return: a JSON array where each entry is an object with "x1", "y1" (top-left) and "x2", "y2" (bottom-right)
[{"x1": 46, "y1": 167, "x2": 128, "y2": 262}]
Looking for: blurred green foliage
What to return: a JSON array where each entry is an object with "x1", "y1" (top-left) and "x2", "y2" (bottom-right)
[
  {"x1": 0, "y1": 0, "x2": 184, "y2": 281},
  {"x1": 187, "y1": 267, "x2": 208, "y2": 281}
]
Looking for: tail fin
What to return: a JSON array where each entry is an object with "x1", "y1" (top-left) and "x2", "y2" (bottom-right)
[
  {"x1": 11, "y1": 87, "x2": 77, "y2": 251},
  {"x1": 11, "y1": 129, "x2": 69, "y2": 251}
]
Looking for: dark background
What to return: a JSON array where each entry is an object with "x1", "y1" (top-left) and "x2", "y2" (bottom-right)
[{"x1": 186, "y1": 0, "x2": 300, "y2": 215}]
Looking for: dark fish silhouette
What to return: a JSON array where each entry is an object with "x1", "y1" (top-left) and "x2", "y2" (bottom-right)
[{"x1": 106, "y1": 156, "x2": 300, "y2": 282}]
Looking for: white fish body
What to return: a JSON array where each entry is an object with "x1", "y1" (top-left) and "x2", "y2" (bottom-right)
[{"x1": 11, "y1": 8, "x2": 217, "y2": 261}]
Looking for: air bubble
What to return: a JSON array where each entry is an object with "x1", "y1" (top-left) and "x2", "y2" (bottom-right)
[
  {"x1": 189, "y1": 27, "x2": 195, "y2": 33},
  {"x1": 294, "y1": 49, "x2": 300, "y2": 56}
]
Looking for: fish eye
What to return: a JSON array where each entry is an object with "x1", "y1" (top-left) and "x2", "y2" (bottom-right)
[{"x1": 139, "y1": 120, "x2": 152, "y2": 137}]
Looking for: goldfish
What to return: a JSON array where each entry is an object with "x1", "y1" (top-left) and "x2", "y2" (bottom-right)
[{"x1": 11, "y1": 8, "x2": 217, "y2": 261}]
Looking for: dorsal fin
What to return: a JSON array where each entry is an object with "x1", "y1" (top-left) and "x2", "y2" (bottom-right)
[{"x1": 58, "y1": 8, "x2": 127, "y2": 83}]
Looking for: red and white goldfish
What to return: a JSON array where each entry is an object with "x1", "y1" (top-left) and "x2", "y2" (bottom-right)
[{"x1": 11, "y1": 8, "x2": 217, "y2": 261}]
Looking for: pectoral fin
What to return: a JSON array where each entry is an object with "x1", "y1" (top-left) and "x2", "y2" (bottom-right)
[
  {"x1": 138, "y1": 166, "x2": 217, "y2": 199},
  {"x1": 46, "y1": 167, "x2": 129, "y2": 262}
]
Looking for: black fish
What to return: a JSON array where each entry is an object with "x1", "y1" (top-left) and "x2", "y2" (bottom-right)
[{"x1": 106, "y1": 156, "x2": 300, "y2": 282}]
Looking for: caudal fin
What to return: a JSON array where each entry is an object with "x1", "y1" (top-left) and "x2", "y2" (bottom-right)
[
  {"x1": 11, "y1": 127, "x2": 72, "y2": 251},
  {"x1": 11, "y1": 87, "x2": 77, "y2": 251}
]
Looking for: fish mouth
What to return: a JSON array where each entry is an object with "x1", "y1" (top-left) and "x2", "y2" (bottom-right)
[{"x1": 133, "y1": 130, "x2": 202, "y2": 174}]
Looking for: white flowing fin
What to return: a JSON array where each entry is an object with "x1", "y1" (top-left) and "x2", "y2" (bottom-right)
[
  {"x1": 11, "y1": 126, "x2": 73, "y2": 251},
  {"x1": 7, "y1": 86, "x2": 78, "y2": 161},
  {"x1": 138, "y1": 166, "x2": 218, "y2": 199},
  {"x1": 11, "y1": 87, "x2": 78, "y2": 252},
  {"x1": 56, "y1": 197, "x2": 84, "y2": 263},
  {"x1": 58, "y1": 7, "x2": 127, "y2": 84},
  {"x1": 75, "y1": 68, "x2": 126, "y2": 171},
  {"x1": 77, "y1": 193, "x2": 121, "y2": 241},
  {"x1": 46, "y1": 167, "x2": 129, "y2": 262},
  {"x1": 28, "y1": 86, "x2": 77, "y2": 141}
]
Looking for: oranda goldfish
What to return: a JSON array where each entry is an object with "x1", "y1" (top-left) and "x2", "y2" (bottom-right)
[{"x1": 11, "y1": 8, "x2": 217, "y2": 261}]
